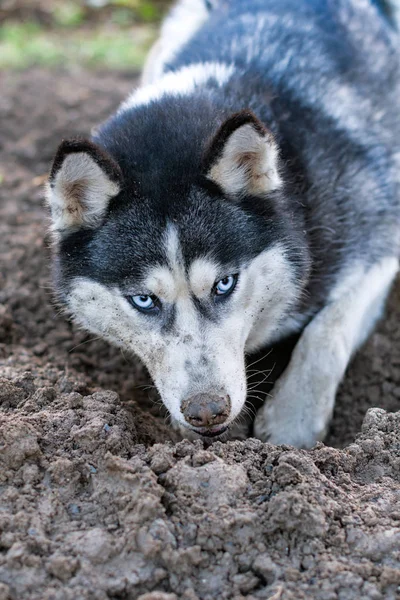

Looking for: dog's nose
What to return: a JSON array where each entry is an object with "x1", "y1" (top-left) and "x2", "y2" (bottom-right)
[{"x1": 181, "y1": 394, "x2": 231, "y2": 428}]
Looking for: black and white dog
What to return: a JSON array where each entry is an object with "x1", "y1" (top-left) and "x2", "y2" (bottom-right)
[{"x1": 46, "y1": 0, "x2": 400, "y2": 448}]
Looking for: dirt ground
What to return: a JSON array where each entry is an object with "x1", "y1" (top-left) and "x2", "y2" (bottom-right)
[{"x1": 1, "y1": 68, "x2": 400, "y2": 600}]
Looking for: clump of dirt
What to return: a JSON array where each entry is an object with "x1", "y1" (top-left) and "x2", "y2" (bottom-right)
[{"x1": 1, "y1": 68, "x2": 400, "y2": 600}]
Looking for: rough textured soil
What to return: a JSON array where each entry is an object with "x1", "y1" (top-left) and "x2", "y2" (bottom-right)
[{"x1": 1, "y1": 68, "x2": 400, "y2": 600}]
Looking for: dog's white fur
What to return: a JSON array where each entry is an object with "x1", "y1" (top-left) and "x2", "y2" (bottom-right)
[
  {"x1": 254, "y1": 256, "x2": 399, "y2": 447},
  {"x1": 141, "y1": 0, "x2": 211, "y2": 85},
  {"x1": 121, "y1": 61, "x2": 234, "y2": 112}
]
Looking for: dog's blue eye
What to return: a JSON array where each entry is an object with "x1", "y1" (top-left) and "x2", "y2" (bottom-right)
[
  {"x1": 130, "y1": 295, "x2": 156, "y2": 311},
  {"x1": 215, "y1": 275, "x2": 238, "y2": 297}
]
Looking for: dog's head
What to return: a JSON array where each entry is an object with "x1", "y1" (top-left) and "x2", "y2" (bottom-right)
[{"x1": 47, "y1": 110, "x2": 308, "y2": 437}]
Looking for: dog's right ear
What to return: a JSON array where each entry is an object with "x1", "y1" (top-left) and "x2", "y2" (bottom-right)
[
  {"x1": 46, "y1": 138, "x2": 122, "y2": 236},
  {"x1": 203, "y1": 111, "x2": 282, "y2": 199}
]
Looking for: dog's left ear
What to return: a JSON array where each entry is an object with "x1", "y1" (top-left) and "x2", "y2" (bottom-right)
[
  {"x1": 46, "y1": 138, "x2": 122, "y2": 236},
  {"x1": 204, "y1": 111, "x2": 282, "y2": 197}
]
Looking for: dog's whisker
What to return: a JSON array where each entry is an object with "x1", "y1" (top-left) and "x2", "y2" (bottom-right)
[
  {"x1": 134, "y1": 383, "x2": 157, "y2": 390},
  {"x1": 248, "y1": 387, "x2": 273, "y2": 398},
  {"x1": 246, "y1": 367, "x2": 275, "y2": 378},
  {"x1": 246, "y1": 393, "x2": 266, "y2": 404},
  {"x1": 247, "y1": 376, "x2": 273, "y2": 391},
  {"x1": 119, "y1": 347, "x2": 129, "y2": 363},
  {"x1": 245, "y1": 349, "x2": 274, "y2": 370},
  {"x1": 68, "y1": 336, "x2": 102, "y2": 353},
  {"x1": 240, "y1": 404, "x2": 257, "y2": 420}
]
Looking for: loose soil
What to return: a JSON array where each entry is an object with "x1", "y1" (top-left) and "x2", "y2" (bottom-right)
[{"x1": 1, "y1": 68, "x2": 400, "y2": 600}]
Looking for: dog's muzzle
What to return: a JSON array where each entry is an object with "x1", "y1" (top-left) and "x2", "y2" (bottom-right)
[{"x1": 181, "y1": 393, "x2": 231, "y2": 433}]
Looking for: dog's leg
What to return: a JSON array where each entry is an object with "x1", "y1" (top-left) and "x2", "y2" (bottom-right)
[{"x1": 253, "y1": 257, "x2": 399, "y2": 448}]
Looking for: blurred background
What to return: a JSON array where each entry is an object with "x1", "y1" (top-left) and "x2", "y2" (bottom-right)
[{"x1": 0, "y1": 0, "x2": 171, "y2": 71}]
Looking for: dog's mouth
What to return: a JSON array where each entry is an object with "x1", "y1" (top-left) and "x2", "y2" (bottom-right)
[{"x1": 191, "y1": 425, "x2": 229, "y2": 438}]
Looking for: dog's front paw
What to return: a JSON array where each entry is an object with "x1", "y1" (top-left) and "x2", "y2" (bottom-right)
[
  {"x1": 253, "y1": 382, "x2": 333, "y2": 449},
  {"x1": 253, "y1": 400, "x2": 324, "y2": 448}
]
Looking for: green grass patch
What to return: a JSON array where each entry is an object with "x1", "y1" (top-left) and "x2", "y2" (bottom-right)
[{"x1": 0, "y1": 21, "x2": 157, "y2": 70}]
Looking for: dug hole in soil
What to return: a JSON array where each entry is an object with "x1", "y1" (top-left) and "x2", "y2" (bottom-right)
[{"x1": 0, "y1": 68, "x2": 400, "y2": 600}]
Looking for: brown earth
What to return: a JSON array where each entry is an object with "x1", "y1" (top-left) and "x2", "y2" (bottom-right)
[{"x1": 0, "y1": 68, "x2": 400, "y2": 600}]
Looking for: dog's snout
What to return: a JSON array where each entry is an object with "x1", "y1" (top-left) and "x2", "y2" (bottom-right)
[{"x1": 181, "y1": 393, "x2": 231, "y2": 428}]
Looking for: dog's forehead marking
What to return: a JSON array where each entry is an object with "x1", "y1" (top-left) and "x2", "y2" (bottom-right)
[
  {"x1": 165, "y1": 223, "x2": 182, "y2": 268},
  {"x1": 165, "y1": 224, "x2": 188, "y2": 298},
  {"x1": 144, "y1": 224, "x2": 188, "y2": 302},
  {"x1": 143, "y1": 224, "x2": 219, "y2": 302},
  {"x1": 189, "y1": 258, "x2": 218, "y2": 299},
  {"x1": 145, "y1": 266, "x2": 177, "y2": 303}
]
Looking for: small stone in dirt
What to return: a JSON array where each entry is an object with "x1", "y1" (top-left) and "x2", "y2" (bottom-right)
[
  {"x1": 47, "y1": 554, "x2": 78, "y2": 582},
  {"x1": 0, "y1": 421, "x2": 41, "y2": 472},
  {"x1": 252, "y1": 554, "x2": 280, "y2": 584},
  {"x1": 0, "y1": 583, "x2": 10, "y2": 600},
  {"x1": 32, "y1": 386, "x2": 57, "y2": 406},
  {"x1": 67, "y1": 392, "x2": 83, "y2": 408},
  {"x1": 192, "y1": 450, "x2": 216, "y2": 467},
  {"x1": 14, "y1": 372, "x2": 36, "y2": 396},
  {"x1": 0, "y1": 379, "x2": 25, "y2": 408},
  {"x1": 67, "y1": 504, "x2": 80, "y2": 516}
]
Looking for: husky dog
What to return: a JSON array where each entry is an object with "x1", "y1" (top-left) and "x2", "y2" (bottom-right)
[{"x1": 46, "y1": 0, "x2": 400, "y2": 448}]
